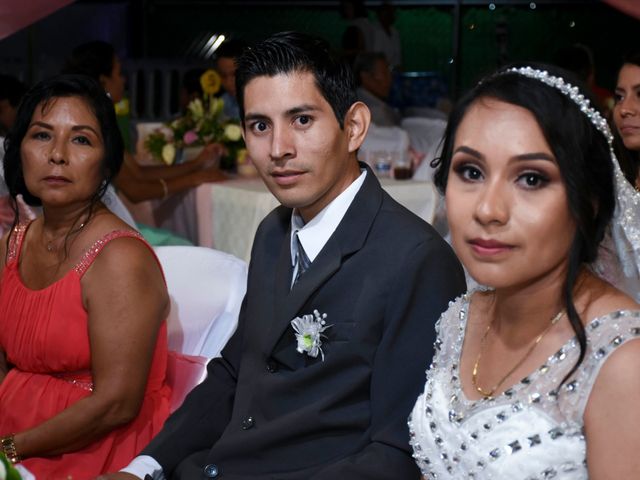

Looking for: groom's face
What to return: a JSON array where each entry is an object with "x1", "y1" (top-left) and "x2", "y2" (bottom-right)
[{"x1": 242, "y1": 70, "x2": 361, "y2": 222}]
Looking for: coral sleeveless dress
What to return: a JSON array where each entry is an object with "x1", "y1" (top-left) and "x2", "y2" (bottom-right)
[{"x1": 0, "y1": 223, "x2": 172, "y2": 479}]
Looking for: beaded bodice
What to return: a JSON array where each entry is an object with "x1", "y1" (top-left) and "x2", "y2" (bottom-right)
[{"x1": 409, "y1": 292, "x2": 640, "y2": 479}]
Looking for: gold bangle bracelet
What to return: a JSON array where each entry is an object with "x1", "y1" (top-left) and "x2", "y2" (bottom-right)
[
  {"x1": 158, "y1": 178, "x2": 169, "y2": 199},
  {"x1": 1, "y1": 433, "x2": 21, "y2": 464}
]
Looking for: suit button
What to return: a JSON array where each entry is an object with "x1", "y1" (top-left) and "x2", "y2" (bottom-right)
[
  {"x1": 266, "y1": 360, "x2": 278, "y2": 373},
  {"x1": 203, "y1": 463, "x2": 219, "y2": 477},
  {"x1": 241, "y1": 416, "x2": 255, "y2": 430}
]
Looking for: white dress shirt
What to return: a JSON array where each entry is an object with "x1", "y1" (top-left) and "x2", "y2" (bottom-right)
[
  {"x1": 290, "y1": 169, "x2": 366, "y2": 285},
  {"x1": 120, "y1": 169, "x2": 367, "y2": 480}
]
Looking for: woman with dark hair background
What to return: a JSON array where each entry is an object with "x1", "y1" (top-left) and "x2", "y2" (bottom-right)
[
  {"x1": 63, "y1": 40, "x2": 227, "y2": 204},
  {"x1": 0, "y1": 75, "x2": 172, "y2": 478},
  {"x1": 612, "y1": 51, "x2": 640, "y2": 187},
  {"x1": 409, "y1": 65, "x2": 640, "y2": 478},
  {"x1": 591, "y1": 51, "x2": 640, "y2": 301}
]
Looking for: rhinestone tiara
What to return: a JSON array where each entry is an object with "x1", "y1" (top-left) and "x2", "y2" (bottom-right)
[{"x1": 500, "y1": 66, "x2": 613, "y2": 145}]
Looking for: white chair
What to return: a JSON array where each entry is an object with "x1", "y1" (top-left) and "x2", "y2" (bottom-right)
[
  {"x1": 156, "y1": 246, "x2": 247, "y2": 410},
  {"x1": 401, "y1": 117, "x2": 447, "y2": 182},
  {"x1": 154, "y1": 246, "x2": 248, "y2": 359}
]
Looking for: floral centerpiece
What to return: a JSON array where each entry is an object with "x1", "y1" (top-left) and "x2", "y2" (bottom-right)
[
  {"x1": 0, "y1": 452, "x2": 21, "y2": 480},
  {"x1": 145, "y1": 69, "x2": 245, "y2": 169}
]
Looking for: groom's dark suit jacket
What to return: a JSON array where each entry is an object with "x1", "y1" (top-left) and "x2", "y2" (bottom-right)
[{"x1": 143, "y1": 167, "x2": 466, "y2": 479}]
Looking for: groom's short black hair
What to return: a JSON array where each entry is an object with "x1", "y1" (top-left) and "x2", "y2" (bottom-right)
[{"x1": 235, "y1": 31, "x2": 356, "y2": 129}]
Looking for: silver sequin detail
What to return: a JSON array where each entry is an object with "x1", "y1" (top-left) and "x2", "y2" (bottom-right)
[{"x1": 506, "y1": 440, "x2": 522, "y2": 454}]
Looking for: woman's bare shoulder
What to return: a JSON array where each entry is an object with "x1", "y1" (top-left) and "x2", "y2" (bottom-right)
[{"x1": 581, "y1": 272, "x2": 639, "y2": 322}]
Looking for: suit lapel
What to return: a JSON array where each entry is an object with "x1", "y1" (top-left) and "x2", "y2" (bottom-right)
[{"x1": 267, "y1": 165, "x2": 384, "y2": 368}]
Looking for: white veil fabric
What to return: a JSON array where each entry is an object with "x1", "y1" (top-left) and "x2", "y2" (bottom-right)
[{"x1": 592, "y1": 155, "x2": 640, "y2": 301}]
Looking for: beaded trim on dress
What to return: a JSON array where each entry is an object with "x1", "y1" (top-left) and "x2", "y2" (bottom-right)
[
  {"x1": 408, "y1": 292, "x2": 640, "y2": 479},
  {"x1": 74, "y1": 229, "x2": 145, "y2": 276}
]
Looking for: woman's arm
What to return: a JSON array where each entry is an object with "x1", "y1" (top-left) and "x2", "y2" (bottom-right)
[
  {"x1": 126, "y1": 144, "x2": 225, "y2": 181},
  {"x1": 9, "y1": 236, "x2": 169, "y2": 459},
  {"x1": 115, "y1": 145, "x2": 227, "y2": 203},
  {"x1": 0, "y1": 230, "x2": 9, "y2": 385},
  {"x1": 115, "y1": 162, "x2": 227, "y2": 203},
  {"x1": 585, "y1": 338, "x2": 640, "y2": 478}
]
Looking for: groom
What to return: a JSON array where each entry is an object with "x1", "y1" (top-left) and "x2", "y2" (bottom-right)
[{"x1": 109, "y1": 32, "x2": 465, "y2": 479}]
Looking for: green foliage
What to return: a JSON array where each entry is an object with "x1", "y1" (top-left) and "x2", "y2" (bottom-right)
[{"x1": 0, "y1": 452, "x2": 22, "y2": 480}]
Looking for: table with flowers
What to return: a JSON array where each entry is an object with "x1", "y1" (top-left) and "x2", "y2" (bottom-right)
[{"x1": 142, "y1": 68, "x2": 247, "y2": 169}]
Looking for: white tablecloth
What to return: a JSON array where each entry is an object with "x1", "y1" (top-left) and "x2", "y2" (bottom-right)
[{"x1": 196, "y1": 177, "x2": 438, "y2": 262}]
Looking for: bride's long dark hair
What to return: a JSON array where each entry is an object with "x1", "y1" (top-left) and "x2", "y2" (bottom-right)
[{"x1": 433, "y1": 63, "x2": 616, "y2": 386}]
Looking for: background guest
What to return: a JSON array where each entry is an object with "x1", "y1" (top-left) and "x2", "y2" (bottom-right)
[
  {"x1": 63, "y1": 40, "x2": 226, "y2": 204},
  {"x1": 0, "y1": 74, "x2": 27, "y2": 135},
  {"x1": 0, "y1": 74, "x2": 172, "y2": 478},
  {"x1": 339, "y1": 0, "x2": 373, "y2": 67},
  {"x1": 0, "y1": 75, "x2": 29, "y2": 235},
  {"x1": 178, "y1": 67, "x2": 206, "y2": 113},
  {"x1": 354, "y1": 51, "x2": 400, "y2": 126},
  {"x1": 214, "y1": 39, "x2": 247, "y2": 121},
  {"x1": 593, "y1": 50, "x2": 640, "y2": 301},
  {"x1": 370, "y1": 1, "x2": 402, "y2": 70},
  {"x1": 612, "y1": 51, "x2": 640, "y2": 188}
]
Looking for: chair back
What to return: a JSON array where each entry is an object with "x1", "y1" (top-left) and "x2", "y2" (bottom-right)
[{"x1": 154, "y1": 246, "x2": 247, "y2": 359}]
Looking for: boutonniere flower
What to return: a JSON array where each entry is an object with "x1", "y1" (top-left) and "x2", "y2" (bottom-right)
[{"x1": 291, "y1": 310, "x2": 331, "y2": 360}]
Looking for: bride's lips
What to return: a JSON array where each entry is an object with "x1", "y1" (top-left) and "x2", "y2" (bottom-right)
[
  {"x1": 468, "y1": 238, "x2": 515, "y2": 256},
  {"x1": 271, "y1": 169, "x2": 306, "y2": 186}
]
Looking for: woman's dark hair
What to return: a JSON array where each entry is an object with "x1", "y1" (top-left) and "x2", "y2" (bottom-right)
[
  {"x1": 3, "y1": 74, "x2": 124, "y2": 228},
  {"x1": 62, "y1": 41, "x2": 116, "y2": 80},
  {"x1": 613, "y1": 51, "x2": 640, "y2": 185},
  {"x1": 433, "y1": 63, "x2": 616, "y2": 386},
  {"x1": 235, "y1": 31, "x2": 356, "y2": 129}
]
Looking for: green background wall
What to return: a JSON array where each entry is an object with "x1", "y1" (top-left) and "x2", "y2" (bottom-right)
[{"x1": 144, "y1": 3, "x2": 639, "y2": 95}]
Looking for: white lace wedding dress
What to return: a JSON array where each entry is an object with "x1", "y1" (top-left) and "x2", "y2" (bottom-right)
[{"x1": 409, "y1": 292, "x2": 640, "y2": 479}]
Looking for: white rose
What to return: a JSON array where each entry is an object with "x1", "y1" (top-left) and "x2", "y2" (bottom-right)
[
  {"x1": 224, "y1": 124, "x2": 242, "y2": 142},
  {"x1": 161, "y1": 143, "x2": 176, "y2": 165},
  {"x1": 0, "y1": 459, "x2": 6, "y2": 480}
]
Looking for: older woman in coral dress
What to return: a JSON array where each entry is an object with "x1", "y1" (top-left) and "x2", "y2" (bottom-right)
[{"x1": 0, "y1": 75, "x2": 172, "y2": 479}]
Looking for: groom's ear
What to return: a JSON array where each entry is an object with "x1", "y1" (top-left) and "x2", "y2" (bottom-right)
[{"x1": 345, "y1": 102, "x2": 371, "y2": 153}]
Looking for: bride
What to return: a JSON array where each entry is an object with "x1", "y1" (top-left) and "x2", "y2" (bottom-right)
[{"x1": 409, "y1": 65, "x2": 640, "y2": 479}]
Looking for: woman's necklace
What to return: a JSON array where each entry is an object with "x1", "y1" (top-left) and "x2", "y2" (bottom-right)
[
  {"x1": 471, "y1": 309, "x2": 564, "y2": 398},
  {"x1": 43, "y1": 221, "x2": 87, "y2": 253}
]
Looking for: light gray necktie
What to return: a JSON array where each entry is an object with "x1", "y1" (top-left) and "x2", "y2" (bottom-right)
[{"x1": 293, "y1": 233, "x2": 311, "y2": 286}]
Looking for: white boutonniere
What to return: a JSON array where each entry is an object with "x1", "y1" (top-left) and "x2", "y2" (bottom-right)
[{"x1": 291, "y1": 310, "x2": 331, "y2": 360}]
